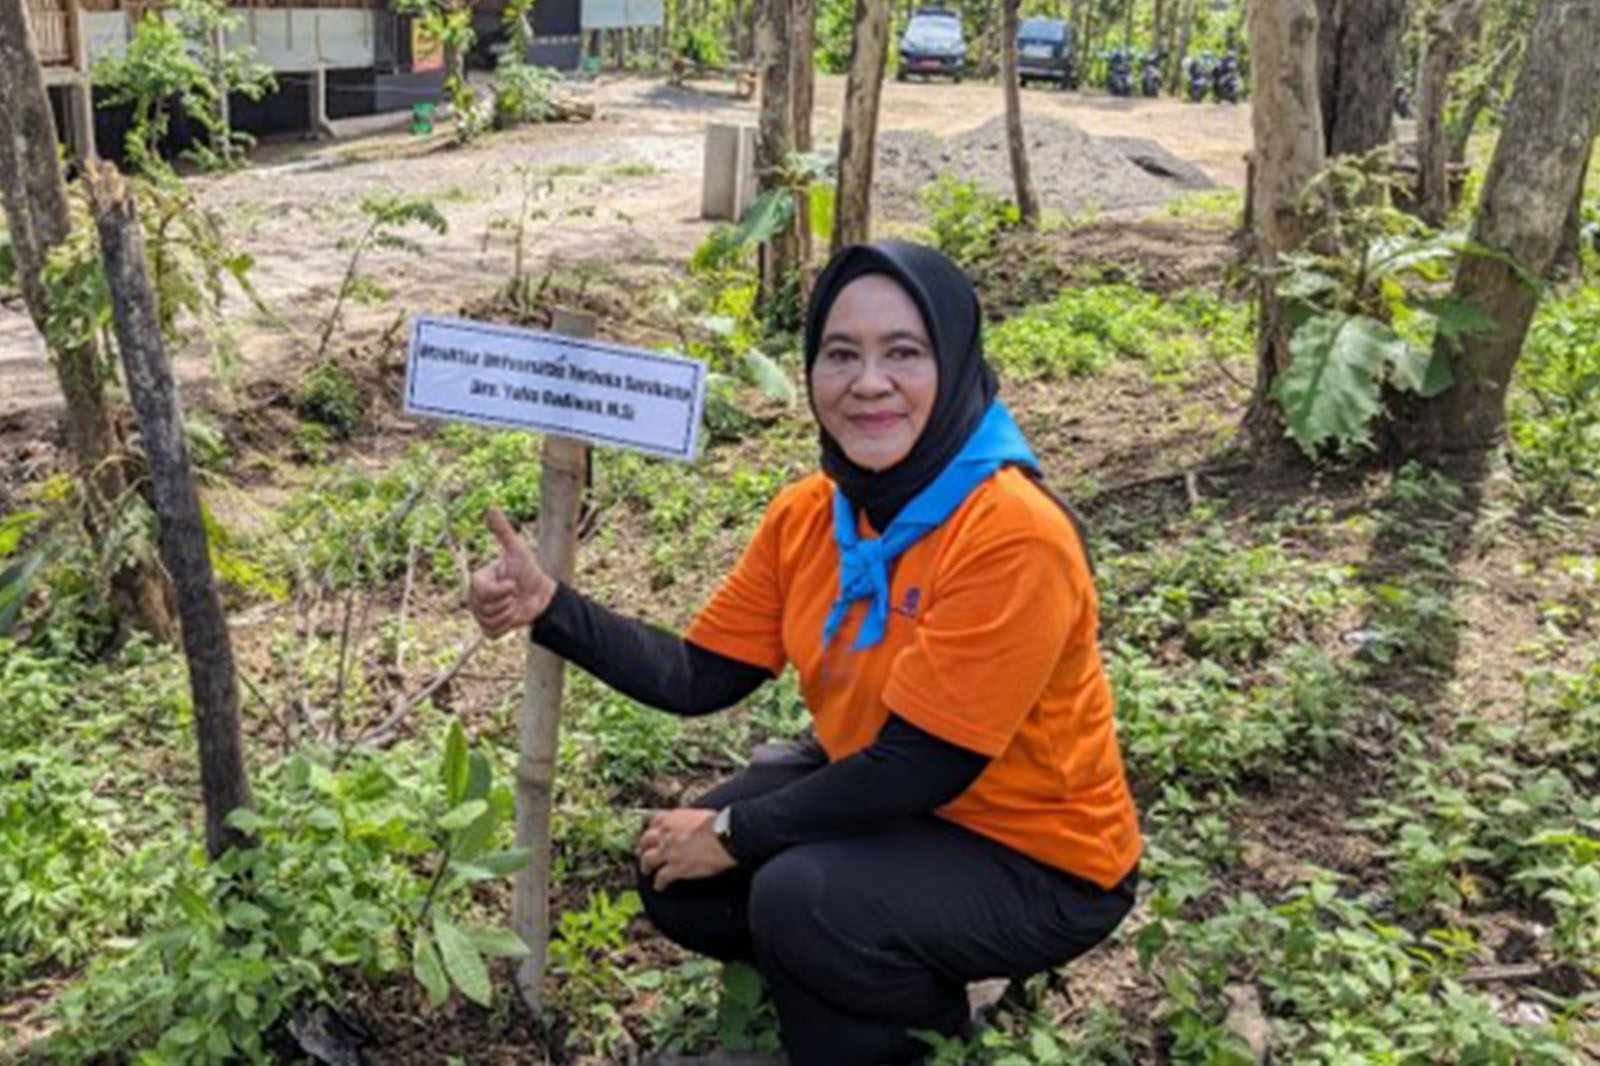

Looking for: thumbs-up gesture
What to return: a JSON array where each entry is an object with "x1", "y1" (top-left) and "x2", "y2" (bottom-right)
[{"x1": 468, "y1": 509, "x2": 557, "y2": 639}]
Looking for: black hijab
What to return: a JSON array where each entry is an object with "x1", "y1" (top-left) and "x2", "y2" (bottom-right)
[{"x1": 803, "y1": 241, "x2": 998, "y2": 531}]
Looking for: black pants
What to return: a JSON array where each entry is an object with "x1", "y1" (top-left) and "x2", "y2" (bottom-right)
[{"x1": 636, "y1": 753, "x2": 1138, "y2": 1066}]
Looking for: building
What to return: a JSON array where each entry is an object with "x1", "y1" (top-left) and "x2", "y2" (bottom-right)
[{"x1": 30, "y1": 0, "x2": 662, "y2": 163}]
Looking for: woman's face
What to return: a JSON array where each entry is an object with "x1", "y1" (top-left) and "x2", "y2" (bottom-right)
[{"x1": 810, "y1": 274, "x2": 938, "y2": 473}]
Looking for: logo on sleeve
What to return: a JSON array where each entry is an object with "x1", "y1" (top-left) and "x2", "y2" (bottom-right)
[{"x1": 892, "y1": 587, "x2": 923, "y2": 620}]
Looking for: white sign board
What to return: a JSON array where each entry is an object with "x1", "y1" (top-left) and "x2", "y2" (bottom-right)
[{"x1": 405, "y1": 316, "x2": 706, "y2": 462}]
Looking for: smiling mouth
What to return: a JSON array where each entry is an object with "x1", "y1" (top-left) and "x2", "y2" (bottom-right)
[{"x1": 847, "y1": 412, "x2": 907, "y2": 433}]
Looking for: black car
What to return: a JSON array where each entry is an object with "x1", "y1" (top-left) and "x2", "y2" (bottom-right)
[
  {"x1": 1017, "y1": 17, "x2": 1076, "y2": 89},
  {"x1": 897, "y1": 8, "x2": 966, "y2": 82}
]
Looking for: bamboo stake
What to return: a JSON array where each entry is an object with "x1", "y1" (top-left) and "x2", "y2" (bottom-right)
[{"x1": 512, "y1": 308, "x2": 595, "y2": 1013}]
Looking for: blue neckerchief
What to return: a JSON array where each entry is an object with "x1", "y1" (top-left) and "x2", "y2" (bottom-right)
[{"x1": 823, "y1": 401, "x2": 1038, "y2": 650}]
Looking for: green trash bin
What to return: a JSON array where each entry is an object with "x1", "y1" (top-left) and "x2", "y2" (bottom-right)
[{"x1": 411, "y1": 101, "x2": 436, "y2": 135}]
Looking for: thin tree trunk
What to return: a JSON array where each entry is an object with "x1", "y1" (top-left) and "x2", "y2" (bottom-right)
[
  {"x1": 1169, "y1": 0, "x2": 1196, "y2": 89},
  {"x1": 1002, "y1": 0, "x2": 1039, "y2": 226},
  {"x1": 0, "y1": 0, "x2": 175, "y2": 642},
  {"x1": 86, "y1": 163, "x2": 254, "y2": 860},
  {"x1": 1244, "y1": 0, "x2": 1326, "y2": 450},
  {"x1": 1417, "y1": 0, "x2": 1485, "y2": 225},
  {"x1": 754, "y1": 0, "x2": 797, "y2": 313},
  {"x1": 1553, "y1": 148, "x2": 1592, "y2": 276},
  {"x1": 831, "y1": 0, "x2": 891, "y2": 251},
  {"x1": 792, "y1": 0, "x2": 816, "y2": 275},
  {"x1": 1400, "y1": 0, "x2": 1600, "y2": 454}
]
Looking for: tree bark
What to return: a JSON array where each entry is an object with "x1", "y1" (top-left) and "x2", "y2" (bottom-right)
[
  {"x1": 1316, "y1": 0, "x2": 1406, "y2": 157},
  {"x1": 86, "y1": 163, "x2": 254, "y2": 860},
  {"x1": 831, "y1": 0, "x2": 892, "y2": 251},
  {"x1": 1169, "y1": 0, "x2": 1197, "y2": 90},
  {"x1": 1244, "y1": 0, "x2": 1327, "y2": 449},
  {"x1": 754, "y1": 0, "x2": 797, "y2": 314},
  {"x1": 0, "y1": 0, "x2": 175, "y2": 642},
  {"x1": 1001, "y1": 0, "x2": 1039, "y2": 227},
  {"x1": 1400, "y1": 0, "x2": 1600, "y2": 454},
  {"x1": 791, "y1": 0, "x2": 816, "y2": 276},
  {"x1": 1417, "y1": 0, "x2": 1485, "y2": 225}
]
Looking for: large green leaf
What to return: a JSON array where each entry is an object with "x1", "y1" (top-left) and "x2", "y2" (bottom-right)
[
  {"x1": 412, "y1": 932, "x2": 450, "y2": 1008},
  {"x1": 438, "y1": 799, "x2": 488, "y2": 832},
  {"x1": 1365, "y1": 232, "x2": 1467, "y2": 282},
  {"x1": 740, "y1": 348, "x2": 796, "y2": 406},
  {"x1": 432, "y1": 915, "x2": 493, "y2": 1006},
  {"x1": 1273, "y1": 312, "x2": 1401, "y2": 455},
  {"x1": 467, "y1": 925, "x2": 532, "y2": 958},
  {"x1": 0, "y1": 549, "x2": 48, "y2": 636}
]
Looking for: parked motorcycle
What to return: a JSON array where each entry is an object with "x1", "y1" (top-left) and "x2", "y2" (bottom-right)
[
  {"x1": 1141, "y1": 49, "x2": 1163, "y2": 97},
  {"x1": 1105, "y1": 48, "x2": 1134, "y2": 97},
  {"x1": 1212, "y1": 52, "x2": 1240, "y2": 103},
  {"x1": 1186, "y1": 54, "x2": 1212, "y2": 102}
]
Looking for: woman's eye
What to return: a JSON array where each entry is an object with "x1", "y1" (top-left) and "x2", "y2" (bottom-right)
[
  {"x1": 890, "y1": 346, "x2": 925, "y2": 360},
  {"x1": 824, "y1": 348, "x2": 857, "y2": 363}
]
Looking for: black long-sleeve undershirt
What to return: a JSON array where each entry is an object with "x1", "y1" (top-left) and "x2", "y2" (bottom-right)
[{"x1": 529, "y1": 584, "x2": 990, "y2": 861}]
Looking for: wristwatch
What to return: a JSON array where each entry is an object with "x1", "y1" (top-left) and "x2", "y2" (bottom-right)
[{"x1": 712, "y1": 806, "x2": 738, "y2": 860}]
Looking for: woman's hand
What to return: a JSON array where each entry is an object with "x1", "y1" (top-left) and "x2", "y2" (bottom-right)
[
  {"x1": 637, "y1": 808, "x2": 736, "y2": 891},
  {"x1": 468, "y1": 509, "x2": 557, "y2": 639}
]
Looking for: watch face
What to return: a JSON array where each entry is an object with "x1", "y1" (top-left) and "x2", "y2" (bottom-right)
[{"x1": 714, "y1": 807, "x2": 732, "y2": 838}]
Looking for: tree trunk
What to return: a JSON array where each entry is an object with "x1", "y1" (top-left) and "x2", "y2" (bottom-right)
[
  {"x1": 1317, "y1": 0, "x2": 1406, "y2": 157},
  {"x1": 792, "y1": 0, "x2": 816, "y2": 276},
  {"x1": 1416, "y1": 0, "x2": 1485, "y2": 225},
  {"x1": 1169, "y1": 0, "x2": 1197, "y2": 90},
  {"x1": 1399, "y1": 0, "x2": 1600, "y2": 455},
  {"x1": 754, "y1": 0, "x2": 797, "y2": 313},
  {"x1": 1001, "y1": 0, "x2": 1039, "y2": 226},
  {"x1": 1244, "y1": 0, "x2": 1327, "y2": 449},
  {"x1": 0, "y1": 0, "x2": 175, "y2": 642},
  {"x1": 86, "y1": 163, "x2": 254, "y2": 860},
  {"x1": 1553, "y1": 148, "x2": 1592, "y2": 277},
  {"x1": 831, "y1": 0, "x2": 892, "y2": 251}
]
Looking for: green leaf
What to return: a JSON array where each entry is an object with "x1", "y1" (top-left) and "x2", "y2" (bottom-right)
[
  {"x1": 438, "y1": 799, "x2": 488, "y2": 831},
  {"x1": 722, "y1": 960, "x2": 764, "y2": 1008},
  {"x1": 740, "y1": 348, "x2": 796, "y2": 406},
  {"x1": 433, "y1": 914, "x2": 493, "y2": 1006},
  {"x1": 413, "y1": 931, "x2": 450, "y2": 1008},
  {"x1": 0, "y1": 548, "x2": 49, "y2": 635},
  {"x1": 474, "y1": 848, "x2": 532, "y2": 877},
  {"x1": 1365, "y1": 232, "x2": 1467, "y2": 281},
  {"x1": 467, "y1": 925, "x2": 532, "y2": 958},
  {"x1": 0, "y1": 509, "x2": 41, "y2": 557},
  {"x1": 464, "y1": 750, "x2": 492, "y2": 802},
  {"x1": 1277, "y1": 269, "x2": 1340, "y2": 303},
  {"x1": 1273, "y1": 313, "x2": 1399, "y2": 456},
  {"x1": 442, "y1": 719, "x2": 468, "y2": 805},
  {"x1": 1417, "y1": 295, "x2": 1497, "y2": 348},
  {"x1": 1387, "y1": 342, "x2": 1455, "y2": 398}
]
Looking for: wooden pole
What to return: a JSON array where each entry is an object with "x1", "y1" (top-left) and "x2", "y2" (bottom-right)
[
  {"x1": 85, "y1": 162, "x2": 255, "y2": 860},
  {"x1": 512, "y1": 308, "x2": 596, "y2": 1013}
]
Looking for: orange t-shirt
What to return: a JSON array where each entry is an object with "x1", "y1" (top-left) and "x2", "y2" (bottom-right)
[{"x1": 686, "y1": 467, "x2": 1142, "y2": 890}]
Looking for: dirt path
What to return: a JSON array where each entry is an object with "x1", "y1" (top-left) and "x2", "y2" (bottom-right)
[{"x1": 0, "y1": 74, "x2": 1250, "y2": 420}]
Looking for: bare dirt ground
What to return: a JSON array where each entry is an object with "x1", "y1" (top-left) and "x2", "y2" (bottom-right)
[{"x1": 0, "y1": 73, "x2": 1249, "y2": 423}]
